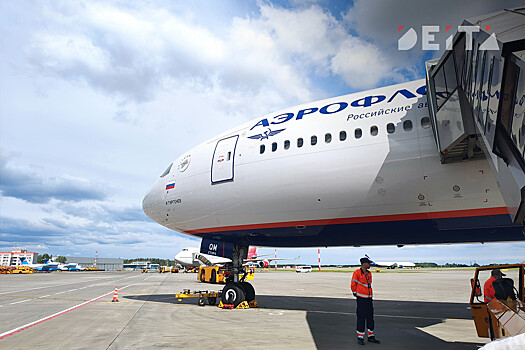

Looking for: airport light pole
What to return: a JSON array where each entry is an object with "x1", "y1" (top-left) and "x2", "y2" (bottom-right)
[{"x1": 318, "y1": 249, "x2": 321, "y2": 272}]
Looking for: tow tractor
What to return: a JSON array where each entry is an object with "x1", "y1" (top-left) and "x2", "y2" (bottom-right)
[
  {"x1": 176, "y1": 289, "x2": 221, "y2": 307},
  {"x1": 469, "y1": 264, "x2": 525, "y2": 340}
]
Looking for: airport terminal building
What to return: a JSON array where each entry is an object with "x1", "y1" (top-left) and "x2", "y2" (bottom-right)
[
  {"x1": 0, "y1": 248, "x2": 38, "y2": 266},
  {"x1": 65, "y1": 257, "x2": 123, "y2": 271}
]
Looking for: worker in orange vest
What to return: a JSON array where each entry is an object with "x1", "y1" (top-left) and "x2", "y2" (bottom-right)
[
  {"x1": 484, "y1": 269, "x2": 504, "y2": 303},
  {"x1": 351, "y1": 257, "x2": 380, "y2": 345}
]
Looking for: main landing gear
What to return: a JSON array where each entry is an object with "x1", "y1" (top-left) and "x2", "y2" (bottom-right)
[{"x1": 220, "y1": 245, "x2": 257, "y2": 308}]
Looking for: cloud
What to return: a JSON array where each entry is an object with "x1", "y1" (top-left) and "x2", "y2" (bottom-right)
[
  {"x1": 0, "y1": 213, "x2": 199, "y2": 258},
  {"x1": 330, "y1": 37, "x2": 406, "y2": 89},
  {"x1": 342, "y1": 0, "x2": 525, "y2": 77},
  {"x1": 0, "y1": 159, "x2": 108, "y2": 204},
  {"x1": 56, "y1": 202, "x2": 149, "y2": 223},
  {"x1": 23, "y1": 1, "x2": 410, "y2": 108}
]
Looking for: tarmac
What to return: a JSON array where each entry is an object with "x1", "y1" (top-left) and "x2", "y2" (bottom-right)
[{"x1": 0, "y1": 268, "x2": 490, "y2": 349}]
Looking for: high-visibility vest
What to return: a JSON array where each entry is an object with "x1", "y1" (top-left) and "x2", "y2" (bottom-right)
[
  {"x1": 351, "y1": 268, "x2": 373, "y2": 298},
  {"x1": 484, "y1": 276, "x2": 496, "y2": 303}
]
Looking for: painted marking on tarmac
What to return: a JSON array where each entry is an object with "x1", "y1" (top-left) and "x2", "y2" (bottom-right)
[
  {"x1": 0, "y1": 284, "x2": 134, "y2": 340},
  {"x1": 55, "y1": 291, "x2": 67, "y2": 295},
  {"x1": 68, "y1": 289, "x2": 78, "y2": 292},
  {"x1": 9, "y1": 300, "x2": 31, "y2": 305},
  {"x1": 39, "y1": 295, "x2": 51, "y2": 298},
  {"x1": 0, "y1": 276, "x2": 116, "y2": 295}
]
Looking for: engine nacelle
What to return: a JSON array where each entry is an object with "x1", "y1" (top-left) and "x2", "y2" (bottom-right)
[{"x1": 258, "y1": 260, "x2": 269, "y2": 268}]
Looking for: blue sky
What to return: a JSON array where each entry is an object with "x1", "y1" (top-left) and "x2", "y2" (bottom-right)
[{"x1": 1, "y1": 0, "x2": 524, "y2": 264}]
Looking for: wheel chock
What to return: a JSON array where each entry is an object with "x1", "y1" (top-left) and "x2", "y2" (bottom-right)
[
  {"x1": 236, "y1": 301, "x2": 250, "y2": 309},
  {"x1": 217, "y1": 301, "x2": 224, "y2": 308},
  {"x1": 248, "y1": 300, "x2": 258, "y2": 308}
]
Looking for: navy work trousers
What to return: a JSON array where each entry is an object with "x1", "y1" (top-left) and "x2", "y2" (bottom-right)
[{"x1": 356, "y1": 297, "x2": 374, "y2": 333}]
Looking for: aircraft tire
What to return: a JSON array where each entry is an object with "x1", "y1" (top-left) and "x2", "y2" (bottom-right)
[
  {"x1": 199, "y1": 269, "x2": 206, "y2": 282},
  {"x1": 240, "y1": 282, "x2": 255, "y2": 302},
  {"x1": 211, "y1": 270, "x2": 217, "y2": 284},
  {"x1": 221, "y1": 283, "x2": 245, "y2": 307}
]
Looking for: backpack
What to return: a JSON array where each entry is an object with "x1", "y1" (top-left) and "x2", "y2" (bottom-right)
[{"x1": 492, "y1": 278, "x2": 517, "y2": 300}]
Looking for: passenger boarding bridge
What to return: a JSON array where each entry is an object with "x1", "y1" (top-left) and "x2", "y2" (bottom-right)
[{"x1": 426, "y1": 8, "x2": 525, "y2": 225}]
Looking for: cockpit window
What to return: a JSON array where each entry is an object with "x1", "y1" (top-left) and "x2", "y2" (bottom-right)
[{"x1": 160, "y1": 163, "x2": 173, "y2": 178}]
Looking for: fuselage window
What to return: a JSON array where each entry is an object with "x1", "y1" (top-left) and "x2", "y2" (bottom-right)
[
  {"x1": 340, "y1": 131, "x2": 347, "y2": 141},
  {"x1": 311, "y1": 135, "x2": 317, "y2": 145},
  {"x1": 160, "y1": 163, "x2": 172, "y2": 178},
  {"x1": 387, "y1": 123, "x2": 395, "y2": 134},
  {"x1": 284, "y1": 140, "x2": 290, "y2": 150},
  {"x1": 272, "y1": 142, "x2": 277, "y2": 152},
  {"x1": 355, "y1": 128, "x2": 362, "y2": 139},
  {"x1": 260, "y1": 145, "x2": 265, "y2": 154},
  {"x1": 325, "y1": 133, "x2": 332, "y2": 143},
  {"x1": 371, "y1": 125, "x2": 378, "y2": 136},
  {"x1": 297, "y1": 138, "x2": 304, "y2": 148},
  {"x1": 421, "y1": 117, "x2": 431, "y2": 129},
  {"x1": 403, "y1": 120, "x2": 413, "y2": 131}
]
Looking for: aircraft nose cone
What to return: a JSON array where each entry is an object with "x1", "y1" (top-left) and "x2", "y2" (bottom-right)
[{"x1": 142, "y1": 184, "x2": 159, "y2": 221}]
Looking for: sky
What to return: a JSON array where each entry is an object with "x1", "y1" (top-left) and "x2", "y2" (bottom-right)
[{"x1": 1, "y1": 0, "x2": 524, "y2": 265}]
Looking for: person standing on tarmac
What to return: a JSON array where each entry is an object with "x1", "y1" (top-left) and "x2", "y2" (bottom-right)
[
  {"x1": 484, "y1": 269, "x2": 505, "y2": 303},
  {"x1": 351, "y1": 257, "x2": 380, "y2": 345}
]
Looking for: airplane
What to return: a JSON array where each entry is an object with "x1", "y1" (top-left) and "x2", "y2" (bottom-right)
[
  {"x1": 365, "y1": 254, "x2": 415, "y2": 269},
  {"x1": 175, "y1": 246, "x2": 296, "y2": 269},
  {"x1": 20, "y1": 257, "x2": 60, "y2": 272},
  {"x1": 60, "y1": 263, "x2": 85, "y2": 271},
  {"x1": 143, "y1": 17, "x2": 525, "y2": 306},
  {"x1": 174, "y1": 247, "x2": 231, "y2": 269}
]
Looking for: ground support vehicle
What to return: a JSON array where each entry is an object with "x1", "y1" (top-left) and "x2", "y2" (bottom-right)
[
  {"x1": 0, "y1": 266, "x2": 14, "y2": 274},
  {"x1": 198, "y1": 266, "x2": 226, "y2": 284},
  {"x1": 84, "y1": 267, "x2": 101, "y2": 271},
  {"x1": 12, "y1": 266, "x2": 34, "y2": 274},
  {"x1": 170, "y1": 267, "x2": 179, "y2": 273},
  {"x1": 198, "y1": 265, "x2": 254, "y2": 284},
  {"x1": 469, "y1": 264, "x2": 524, "y2": 340},
  {"x1": 175, "y1": 289, "x2": 258, "y2": 309},
  {"x1": 175, "y1": 289, "x2": 221, "y2": 306}
]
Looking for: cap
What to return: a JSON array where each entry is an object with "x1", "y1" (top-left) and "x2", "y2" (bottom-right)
[
  {"x1": 360, "y1": 257, "x2": 371, "y2": 264},
  {"x1": 491, "y1": 269, "x2": 506, "y2": 277}
]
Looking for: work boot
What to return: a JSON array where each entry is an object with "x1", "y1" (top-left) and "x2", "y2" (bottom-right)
[
  {"x1": 368, "y1": 336, "x2": 380, "y2": 344},
  {"x1": 357, "y1": 338, "x2": 365, "y2": 345}
]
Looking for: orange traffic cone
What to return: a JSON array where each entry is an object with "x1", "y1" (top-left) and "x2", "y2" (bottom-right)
[{"x1": 112, "y1": 286, "x2": 119, "y2": 302}]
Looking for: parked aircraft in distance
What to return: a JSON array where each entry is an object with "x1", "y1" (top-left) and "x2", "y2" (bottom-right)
[
  {"x1": 174, "y1": 247, "x2": 230, "y2": 268},
  {"x1": 365, "y1": 254, "x2": 415, "y2": 269},
  {"x1": 60, "y1": 263, "x2": 84, "y2": 271},
  {"x1": 175, "y1": 246, "x2": 296, "y2": 269},
  {"x1": 20, "y1": 257, "x2": 60, "y2": 271}
]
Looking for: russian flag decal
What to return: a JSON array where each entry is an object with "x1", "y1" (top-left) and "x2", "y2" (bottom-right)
[{"x1": 166, "y1": 182, "x2": 175, "y2": 190}]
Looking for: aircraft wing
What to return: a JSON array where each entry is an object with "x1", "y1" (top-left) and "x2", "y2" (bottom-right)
[{"x1": 245, "y1": 256, "x2": 300, "y2": 263}]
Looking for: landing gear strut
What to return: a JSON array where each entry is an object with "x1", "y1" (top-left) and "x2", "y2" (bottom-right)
[{"x1": 220, "y1": 244, "x2": 256, "y2": 307}]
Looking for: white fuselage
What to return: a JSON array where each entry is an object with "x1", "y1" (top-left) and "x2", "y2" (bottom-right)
[
  {"x1": 174, "y1": 247, "x2": 230, "y2": 267},
  {"x1": 143, "y1": 79, "x2": 523, "y2": 247}
]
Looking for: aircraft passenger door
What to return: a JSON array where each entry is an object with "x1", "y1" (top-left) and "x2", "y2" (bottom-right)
[{"x1": 211, "y1": 135, "x2": 239, "y2": 184}]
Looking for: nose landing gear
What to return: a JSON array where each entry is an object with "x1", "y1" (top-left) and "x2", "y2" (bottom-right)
[{"x1": 220, "y1": 244, "x2": 257, "y2": 308}]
